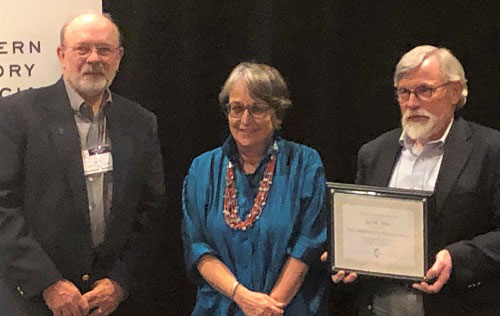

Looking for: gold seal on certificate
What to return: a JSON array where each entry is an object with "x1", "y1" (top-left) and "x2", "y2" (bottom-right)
[{"x1": 327, "y1": 182, "x2": 433, "y2": 281}]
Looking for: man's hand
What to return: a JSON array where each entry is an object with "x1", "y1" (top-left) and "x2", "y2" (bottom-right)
[
  {"x1": 43, "y1": 279, "x2": 89, "y2": 316},
  {"x1": 233, "y1": 284, "x2": 285, "y2": 316},
  {"x1": 82, "y1": 278, "x2": 124, "y2": 316},
  {"x1": 413, "y1": 249, "x2": 452, "y2": 293},
  {"x1": 320, "y1": 251, "x2": 358, "y2": 284},
  {"x1": 331, "y1": 270, "x2": 358, "y2": 284}
]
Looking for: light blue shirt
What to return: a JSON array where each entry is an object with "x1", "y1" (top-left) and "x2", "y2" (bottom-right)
[{"x1": 389, "y1": 119, "x2": 454, "y2": 191}]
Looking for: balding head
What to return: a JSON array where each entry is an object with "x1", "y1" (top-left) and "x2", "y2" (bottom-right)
[
  {"x1": 60, "y1": 12, "x2": 121, "y2": 47},
  {"x1": 57, "y1": 12, "x2": 124, "y2": 103}
]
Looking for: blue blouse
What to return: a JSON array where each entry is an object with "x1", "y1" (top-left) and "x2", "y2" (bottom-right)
[{"x1": 182, "y1": 136, "x2": 328, "y2": 315}]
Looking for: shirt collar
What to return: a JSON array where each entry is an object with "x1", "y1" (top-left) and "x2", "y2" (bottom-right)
[
  {"x1": 63, "y1": 79, "x2": 112, "y2": 115},
  {"x1": 399, "y1": 116, "x2": 454, "y2": 149},
  {"x1": 222, "y1": 132, "x2": 280, "y2": 165}
]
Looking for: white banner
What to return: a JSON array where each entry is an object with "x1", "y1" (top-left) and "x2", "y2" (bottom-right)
[{"x1": 0, "y1": 0, "x2": 102, "y2": 97}]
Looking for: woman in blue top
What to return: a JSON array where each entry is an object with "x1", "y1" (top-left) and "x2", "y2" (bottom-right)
[{"x1": 182, "y1": 62, "x2": 328, "y2": 315}]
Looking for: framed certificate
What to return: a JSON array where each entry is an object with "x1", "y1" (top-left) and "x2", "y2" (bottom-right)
[{"x1": 327, "y1": 182, "x2": 433, "y2": 281}]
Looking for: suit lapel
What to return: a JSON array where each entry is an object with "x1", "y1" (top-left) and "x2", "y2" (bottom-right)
[
  {"x1": 434, "y1": 118, "x2": 473, "y2": 214},
  {"x1": 96, "y1": 98, "x2": 134, "y2": 255},
  {"x1": 105, "y1": 99, "x2": 133, "y2": 219},
  {"x1": 373, "y1": 131, "x2": 402, "y2": 186},
  {"x1": 42, "y1": 79, "x2": 90, "y2": 222}
]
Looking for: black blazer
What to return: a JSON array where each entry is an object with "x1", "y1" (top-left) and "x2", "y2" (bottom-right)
[
  {"x1": 0, "y1": 79, "x2": 165, "y2": 314},
  {"x1": 354, "y1": 116, "x2": 500, "y2": 315}
]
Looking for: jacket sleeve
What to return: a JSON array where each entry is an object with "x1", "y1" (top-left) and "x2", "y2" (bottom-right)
[
  {"x1": 444, "y1": 136, "x2": 500, "y2": 290},
  {"x1": 0, "y1": 94, "x2": 62, "y2": 298},
  {"x1": 355, "y1": 144, "x2": 369, "y2": 185}
]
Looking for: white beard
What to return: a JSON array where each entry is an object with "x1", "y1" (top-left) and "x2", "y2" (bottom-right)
[
  {"x1": 401, "y1": 109, "x2": 440, "y2": 143},
  {"x1": 68, "y1": 64, "x2": 116, "y2": 99},
  {"x1": 75, "y1": 76, "x2": 108, "y2": 97}
]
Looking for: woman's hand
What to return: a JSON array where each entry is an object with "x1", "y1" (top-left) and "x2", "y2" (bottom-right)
[{"x1": 233, "y1": 284, "x2": 285, "y2": 316}]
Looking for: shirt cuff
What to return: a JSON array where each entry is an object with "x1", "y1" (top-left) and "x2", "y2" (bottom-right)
[{"x1": 288, "y1": 234, "x2": 323, "y2": 266}]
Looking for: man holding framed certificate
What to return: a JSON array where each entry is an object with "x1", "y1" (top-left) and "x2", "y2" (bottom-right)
[{"x1": 332, "y1": 45, "x2": 500, "y2": 315}]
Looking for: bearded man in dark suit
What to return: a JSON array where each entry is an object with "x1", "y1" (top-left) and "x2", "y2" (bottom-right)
[
  {"x1": 332, "y1": 45, "x2": 500, "y2": 316},
  {"x1": 0, "y1": 12, "x2": 165, "y2": 316}
]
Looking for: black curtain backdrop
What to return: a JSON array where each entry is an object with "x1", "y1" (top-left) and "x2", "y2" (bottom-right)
[{"x1": 101, "y1": 1, "x2": 500, "y2": 315}]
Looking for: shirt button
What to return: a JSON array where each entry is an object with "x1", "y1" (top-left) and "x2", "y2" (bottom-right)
[
  {"x1": 367, "y1": 304, "x2": 372, "y2": 311},
  {"x1": 88, "y1": 176, "x2": 94, "y2": 182},
  {"x1": 82, "y1": 274, "x2": 90, "y2": 281}
]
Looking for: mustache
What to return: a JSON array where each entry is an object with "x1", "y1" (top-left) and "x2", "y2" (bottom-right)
[
  {"x1": 403, "y1": 109, "x2": 433, "y2": 121},
  {"x1": 82, "y1": 64, "x2": 105, "y2": 74}
]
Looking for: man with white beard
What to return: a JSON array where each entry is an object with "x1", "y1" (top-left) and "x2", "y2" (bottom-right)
[
  {"x1": 333, "y1": 45, "x2": 500, "y2": 316},
  {"x1": 0, "y1": 12, "x2": 165, "y2": 316}
]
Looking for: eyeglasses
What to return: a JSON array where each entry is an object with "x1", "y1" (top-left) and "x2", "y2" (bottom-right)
[
  {"x1": 395, "y1": 82, "x2": 451, "y2": 102},
  {"x1": 65, "y1": 44, "x2": 121, "y2": 58},
  {"x1": 226, "y1": 102, "x2": 271, "y2": 119}
]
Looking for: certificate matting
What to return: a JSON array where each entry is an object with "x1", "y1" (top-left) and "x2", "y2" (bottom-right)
[{"x1": 328, "y1": 183, "x2": 432, "y2": 281}]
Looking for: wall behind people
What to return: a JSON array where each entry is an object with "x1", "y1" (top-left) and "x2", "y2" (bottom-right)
[
  {"x1": 101, "y1": 1, "x2": 500, "y2": 315},
  {"x1": 0, "y1": 0, "x2": 101, "y2": 97}
]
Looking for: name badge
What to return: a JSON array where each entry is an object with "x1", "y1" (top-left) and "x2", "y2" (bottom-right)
[{"x1": 82, "y1": 145, "x2": 113, "y2": 175}]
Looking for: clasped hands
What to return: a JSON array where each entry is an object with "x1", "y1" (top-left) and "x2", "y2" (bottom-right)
[
  {"x1": 233, "y1": 283, "x2": 285, "y2": 316},
  {"x1": 43, "y1": 278, "x2": 124, "y2": 316},
  {"x1": 321, "y1": 249, "x2": 453, "y2": 294}
]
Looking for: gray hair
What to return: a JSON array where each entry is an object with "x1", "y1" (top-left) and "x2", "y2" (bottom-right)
[
  {"x1": 60, "y1": 12, "x2": 122, "y2": 46},
  {"x1": 394, "y1": 45, "x2": 468, "y2": 110},
  {"x1": 219, "y1": 62, "x2": 292, "y2": 127}
]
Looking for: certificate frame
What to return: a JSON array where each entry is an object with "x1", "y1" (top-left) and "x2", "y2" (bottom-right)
[{"x1": 327, "y1": 182, "x2": 433, "y2": 281}]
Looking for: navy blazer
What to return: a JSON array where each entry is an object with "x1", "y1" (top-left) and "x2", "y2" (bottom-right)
[
  {"x1": 0, "y1": 79, "x2": 165, "y2": 314},
  {"x1": 354, "y1": 116, "x2": 500, "y2": 315}
]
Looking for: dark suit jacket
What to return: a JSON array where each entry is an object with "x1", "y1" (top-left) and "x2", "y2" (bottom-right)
[
  {"x1": 353, "y1": 116, "x2": 500, "y2": 316},
  {"x1": 0, "y1": 79, "x2": 165, "y2": 314}
]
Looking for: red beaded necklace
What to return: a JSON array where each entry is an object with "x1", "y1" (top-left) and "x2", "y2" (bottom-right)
[{"x1": 223, "y1": 143, "x2": 278, "y2": 230}]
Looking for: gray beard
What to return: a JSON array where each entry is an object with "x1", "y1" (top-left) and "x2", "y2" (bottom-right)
[
  {"x1": 76, "y1": 78, "x2": 108, "y2": 96},
  {"x1": 403, "y1": 121, "x2": 433, "y2": 142},
  {"x1": 401, "y1": 111, "x2": 439, "y2": 143},
  {"x1": 72, "y1": 73, "x2": 116, "y2": 100}
]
